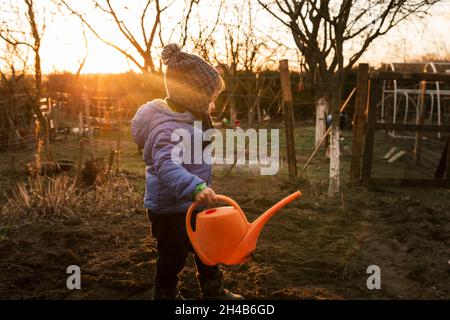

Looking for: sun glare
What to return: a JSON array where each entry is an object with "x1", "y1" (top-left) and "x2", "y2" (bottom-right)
[{"x1": 2, "y1": 0, "x2": 450, "y2": 74}]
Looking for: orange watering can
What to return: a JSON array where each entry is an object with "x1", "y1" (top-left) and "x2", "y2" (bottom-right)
[{"x1": 186, "y1": 191, "x2": 301, "y2": 266}]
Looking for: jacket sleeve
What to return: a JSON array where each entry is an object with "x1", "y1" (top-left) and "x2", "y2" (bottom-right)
[{"x1": 147, "y1": 127, "x2": 204, "y2": 201}]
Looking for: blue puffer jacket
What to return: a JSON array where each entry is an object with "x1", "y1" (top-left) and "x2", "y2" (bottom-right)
[{"x1": 131, "y1": 99, "x2": 211, "y2": 214}]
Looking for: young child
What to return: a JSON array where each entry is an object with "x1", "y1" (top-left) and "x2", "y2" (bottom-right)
[{"x1": 131, "y1": 44, "x2": 243, "y2": 300}]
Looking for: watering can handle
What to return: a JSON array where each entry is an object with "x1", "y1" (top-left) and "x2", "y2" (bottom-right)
[{"x1": 186, "y1": 195, "x2": 246, "y2": 235}]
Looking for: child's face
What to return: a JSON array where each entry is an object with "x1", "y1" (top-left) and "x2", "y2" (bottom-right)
[
  {"x1": 207, "y1": 79, "x2": 223, "y2": 113},
  {"x1": 208, "y1": 101, "x2": 216, "y2": 113}
]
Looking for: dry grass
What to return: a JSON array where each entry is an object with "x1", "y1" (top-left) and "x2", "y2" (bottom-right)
[
  {"x1": 87, "y1": 167, "x2": 141, "y2": 213},
  {"x1": 1, "y1": 167, "x2": 141, "y2": 221},
  {"x1": 3, "y1": 175, "x2": 78, "y2": 220}
]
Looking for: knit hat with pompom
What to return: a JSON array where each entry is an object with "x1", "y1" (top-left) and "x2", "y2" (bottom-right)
[{"x1": 162, "y1": 43, "x2": 222, "y2": 114}]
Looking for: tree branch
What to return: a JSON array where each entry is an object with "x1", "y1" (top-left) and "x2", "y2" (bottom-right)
[
  {"x1": 59, "y1": 0, "x2": 145, "y2": 71},
  {"x1": 141, "y1": 0, "x2": 152, "y2": 45},
  {"x1": 104, "y1": 0, "x2": 145, "y2": 57},
  {"x1": 181, "y1": 0, "x2": 198, "y2": 47}
]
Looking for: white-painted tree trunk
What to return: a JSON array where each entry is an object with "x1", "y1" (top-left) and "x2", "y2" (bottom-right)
[
  {"x1": 327, "y1": 80, "x2": 343, "y2": 197},
  {"x1": 328, "y1": 118, "x2": 340, "y2": 196},
  {"x1": 315, "y1": 97, "x2": 327, "y2": 147}
]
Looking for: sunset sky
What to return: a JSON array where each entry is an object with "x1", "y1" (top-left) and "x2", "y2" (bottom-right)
[{"x1": 1, "y1": 0, "x2": 450, "y2": 74}]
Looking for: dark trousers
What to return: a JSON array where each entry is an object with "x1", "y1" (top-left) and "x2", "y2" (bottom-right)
[{"x1": 147, "y1": 209, "x2": 222, "y2": 290}]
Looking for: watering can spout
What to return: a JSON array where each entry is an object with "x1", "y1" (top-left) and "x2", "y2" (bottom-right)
[
  {"x1": 231, "y1": 191, "x2": 302, "y2": 263},
  {"x1": 251, "y1": 191, "x2": 302, "y2": 234}
]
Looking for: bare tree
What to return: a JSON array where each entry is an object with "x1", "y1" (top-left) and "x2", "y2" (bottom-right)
[
  {"x1": 180, "y1": 0, "x2": 200, "y2": 48},
  {"x1": 217, "y1": 1, "x2": 270, "y2": 124},
  {"x1": 0, "y1": 43, "x2": 30, "y2": 147},
  {"x1": 258, "y1": 0, "x2": 439, "y2": 196},
  {"x1": 58, "y1": 0, "x2": 201, "y2": 74},
  {"x1": 188, "y1": 2, "x2": 223, "y2": 62},
  {"x1": 0, "y1": 0, "x2": 49, "y2": 156}
]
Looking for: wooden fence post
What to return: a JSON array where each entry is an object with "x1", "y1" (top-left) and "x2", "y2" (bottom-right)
[
  {"x1": 350, "y1": 63, "x2": 369, "y2": 183},
  {"x1": 446, "y1": 136, "x2": 450, "y2": 184},
  {"x1": 75, "y1": 139, "x2": 85, "y2": 185},
  {"x1": 227, "y1": 66, "x2": 237, "y2": 125},
  {"x1": 256, "y1": 73, "x2": 262, "y2": 123},
  {"x1": 361, "y1": 78, "x2": 379, "y2": 185},
  {"x1": 115, "y1": 103, "x2": 122, "y2": 173},
  {"x1": 413, "y1": 80, "x2": 427, "y2": 165},
  {"x1": 83, "y1": 93, "x2": 96, "y2": 159},
  {"x1": 246, "y1": 71, "x2": 256, "y2": 125},
  {"x1": 279, "y1": 59, "x2": 297, "y2": 177}
]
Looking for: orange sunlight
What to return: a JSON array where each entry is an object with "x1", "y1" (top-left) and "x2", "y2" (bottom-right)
[{"x1": 2, "y1": 0, "x2": 450, "y2": 74}]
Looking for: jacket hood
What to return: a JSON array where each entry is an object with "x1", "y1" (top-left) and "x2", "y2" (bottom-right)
[{"x1": 131, "y1": 99, "x2": 196, "y2": 149}]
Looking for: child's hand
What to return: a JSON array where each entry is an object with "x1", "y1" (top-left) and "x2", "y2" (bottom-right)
[{"x1": 195, "y1": 187, "x2": 217, "y2": 207}]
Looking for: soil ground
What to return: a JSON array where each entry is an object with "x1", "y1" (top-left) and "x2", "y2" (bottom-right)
[{"x1": 0, "y1": 125, "x2": 449, "y2": 299}]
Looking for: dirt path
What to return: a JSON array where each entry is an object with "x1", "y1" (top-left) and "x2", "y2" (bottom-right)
[{"x1": 0, "y1": 174, "x2": 449, "y2": 299}]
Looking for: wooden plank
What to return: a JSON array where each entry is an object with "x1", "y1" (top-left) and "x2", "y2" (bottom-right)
[
  {"x1": 413, "y1": 80, "x2": 427, "y2": 165},
  {"x1": 350, "y1": 63, "x2": 369, "y2": 183},
  {"x1": 279, "y1": 59, "x2": 297, "y2": 177},
  {"x1": 369, "y1": 178, "x2": 449, "y2": 188},
  {"x1": 374, "y1": 123, "x2": 450, "y2": 132},
  {"x1": 383, "y1": 147, "x2": 397, "y2": 159},
  {"x1": 361, "y1": 79, "x2": 379, "y2": 185},
  {"x1": 446, "y1": 135, "x2": 450, "y2": 183},
  {"x1": 370, "y1": 71, "x2": 450, "y2": 82},
  {"x1": 435, "y1": 138, "x2": 449, "y2": 178},
  {"x1": 387, "y1": 150, "x2": 405, "y2": 163}
]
